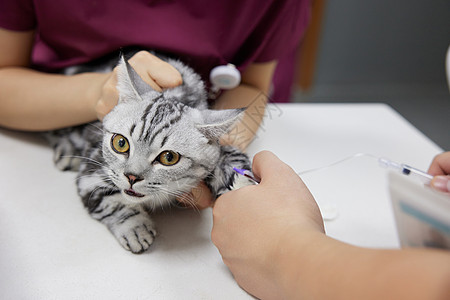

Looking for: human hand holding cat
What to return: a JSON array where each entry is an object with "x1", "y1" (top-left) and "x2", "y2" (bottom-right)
[
  {"x1": 95, "y1": 51, "x2": 183, "y2": 120},
  {"x1": 177, "y1": 181, "x2": 213, "y2": 210}
]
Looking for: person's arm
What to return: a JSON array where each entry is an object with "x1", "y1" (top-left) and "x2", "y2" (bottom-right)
[
  {"x1": 0, "y1": 28, "x2": 107, "y2": 130},
  {"x1": 0, "y1": 28, "x2": 181, "y2": 131},
  {"x1": 212, "y1": 151, "x2": 450, "y2": 300},
  {"x1": 280, "y1": 230, "x2": 450, "y2": 300},
  {"x1": 428, "y1": 152, "x2": 450, "y2": 193},
  {"x1": 213, "y1": 60, "x2": 277, "y2": 151}
]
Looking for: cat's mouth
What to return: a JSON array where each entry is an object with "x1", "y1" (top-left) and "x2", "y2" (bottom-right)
[{"x1": 124, "y1": 189, "x2": 145, "y2": 198}]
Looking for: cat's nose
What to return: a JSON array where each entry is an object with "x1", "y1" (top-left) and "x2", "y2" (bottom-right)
[{"x1": 124, "y1": 173, "x2": 143, "y2": 186}]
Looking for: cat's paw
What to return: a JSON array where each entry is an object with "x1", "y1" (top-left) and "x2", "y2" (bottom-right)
[
  {"x1": 111, "y1": 218, "x2": 157, "y2": 254},
  {"x1": 231, "y1": 174, "x2": 256, "y2": 190}
]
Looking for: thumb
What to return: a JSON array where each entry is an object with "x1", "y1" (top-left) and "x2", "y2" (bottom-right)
[
  {"x1": 251, "y1": 151, "x2": 298, "y2": 185},
  {"x1": 431, "y1": 175, "x2": 450, "y2": 193},
  {"x1": 252, "y1": 151, "x2": 280, "y2": 179}
]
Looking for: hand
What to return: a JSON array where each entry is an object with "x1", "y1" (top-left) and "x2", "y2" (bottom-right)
[
  {"x1": 428, "y1": 152, "x2": 450, "y2": 193},
  {"x1": 95, "y1": 51, "x2": 183, "y2": 120},
  {"x1": 211, "y1": 151, "x2": 324, "y2": 299},
  {"x1": 176, "y1": 181, "x2": 213, "y2": 210}
]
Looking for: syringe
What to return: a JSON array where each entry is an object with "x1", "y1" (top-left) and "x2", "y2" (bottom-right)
[{"x1": 378, "y1": 157, "x2": 433, "y2": 184}]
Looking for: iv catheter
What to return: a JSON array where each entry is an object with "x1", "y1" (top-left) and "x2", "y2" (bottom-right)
[
  {"x1": 233, "y1": 155, "x2": 434, "y2": 185},
  {"x1": 233, "y1": 167, "x2": 260, "y2": 184}
]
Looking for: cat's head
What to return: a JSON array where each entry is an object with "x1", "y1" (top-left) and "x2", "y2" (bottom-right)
[{"x1": 101, "y1": 56, "x2": 243, "y2": 205}]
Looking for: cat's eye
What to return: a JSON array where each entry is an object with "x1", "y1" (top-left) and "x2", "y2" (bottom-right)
[
  {"x1": 111, "y1": 134, "x2": 130, "y2": 154},
  {"x1": 157, "y1": 151, "x2": 180, "y2": 166}
]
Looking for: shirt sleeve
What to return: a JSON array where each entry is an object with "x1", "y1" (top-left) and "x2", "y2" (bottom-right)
[{"x1": 0, "y1": 0, "x2": 36, "y2": 31}]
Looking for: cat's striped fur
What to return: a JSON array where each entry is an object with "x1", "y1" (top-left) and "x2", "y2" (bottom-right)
[{"x1": 45, "y1": 53, "x2": 253, "y2": 253}]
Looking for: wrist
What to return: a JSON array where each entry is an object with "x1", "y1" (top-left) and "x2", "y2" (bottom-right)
[
  {"x1": 273, "y1": 228, "x2": 327, "y2": 299},
  {"x1": 82, "y1": 72, "x2": 110, "y2": 121}
]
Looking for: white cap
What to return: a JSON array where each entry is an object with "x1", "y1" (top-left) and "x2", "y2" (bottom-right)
[{"x1": 209, "y1": 64, "x2": 241, "y2": 90}]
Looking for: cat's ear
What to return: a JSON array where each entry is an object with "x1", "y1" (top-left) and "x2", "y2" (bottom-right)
[
  {"x1": 195, "y1": 108, "x2": 245, "y2": 140},
  {"x1": 116, "y1": 55, "x2": 155, "y2": 102}
]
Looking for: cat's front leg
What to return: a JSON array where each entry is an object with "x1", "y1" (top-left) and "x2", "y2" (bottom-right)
[
  {"x1": 89, "y1": 193, "x2": 157, "y2": 254},
  {"x1": 206, "y1": 146, "x2": 254, "y2": 198}
]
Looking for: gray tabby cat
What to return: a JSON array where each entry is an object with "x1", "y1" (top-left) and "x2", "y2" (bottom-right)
[{"x1": 45, "y1": 55, "x2": 253, "y2": 254}]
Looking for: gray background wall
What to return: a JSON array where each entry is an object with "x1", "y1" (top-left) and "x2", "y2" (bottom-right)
[{"x1": 295, "y1": 0, "x2": 450, "y2": 150}]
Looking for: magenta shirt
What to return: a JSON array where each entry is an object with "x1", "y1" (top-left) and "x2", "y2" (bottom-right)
[{"x1": 0, "y1": 0, "x2": 310, "y2": 101}]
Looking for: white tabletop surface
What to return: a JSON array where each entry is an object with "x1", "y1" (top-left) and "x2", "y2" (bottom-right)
[{"x1": 0, "y1": 103, "x2": 443, "y2": 299}]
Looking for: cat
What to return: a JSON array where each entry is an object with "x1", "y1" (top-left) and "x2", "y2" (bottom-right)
[{"x1": 45, "y1": 53, "x2": 253, "y2": 254}]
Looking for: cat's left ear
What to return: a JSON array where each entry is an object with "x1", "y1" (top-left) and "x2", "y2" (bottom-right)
[
  {"x1": 195, "y1": 108, "x2": 245, "y2": 141},
  {"x1": 116, "y1": 55, "x2": 155, "y2": 102}
]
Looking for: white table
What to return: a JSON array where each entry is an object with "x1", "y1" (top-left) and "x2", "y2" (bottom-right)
[{"x1": 0, "y1": 103, "x2": 442, "y2": 299}]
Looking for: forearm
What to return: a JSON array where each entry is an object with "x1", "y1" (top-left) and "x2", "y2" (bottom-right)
[
  {"x1": 213, "y1": 60, "x2": 275, "y2": 151},
  {"x1": 0, "y1": 67, "x2": 109, "y2": 131},
  {"x1": 213, "y1": 83, "x2": 268, "y2": 151},
  {"x1": 278, "y1": 231, "x2": 450, "y2": 300}
]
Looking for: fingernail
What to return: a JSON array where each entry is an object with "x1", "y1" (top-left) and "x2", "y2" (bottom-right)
[{"x1": 431, "y1": 176, "x2": 450, "y2": 193}]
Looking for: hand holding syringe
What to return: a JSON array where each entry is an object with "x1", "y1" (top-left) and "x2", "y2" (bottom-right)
[
  {"x1": 380, "y1": 153, "x2": 450, "y2": 193},
  {"x1": 427, "y1": 152, "x2": 450, "y2": 193}
]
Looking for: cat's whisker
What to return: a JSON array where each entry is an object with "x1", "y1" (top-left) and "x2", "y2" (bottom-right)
[
  {"x1": 86, "y1": 122, "x2": 106, "y2": 134},
  {"x1": 85, "y1": 185, "x2": 119, "y2": 209},
  {"x1": 83, "y1": 181, "x2": 113, "y2": 193},
  {"x1": 156, "y1": 185, "x2": 201, "y2": 213},
  {"x1": 85, "y1": 186, "x2": 104, "y2": 206},
  {"x1": 76, "y1": 176, "x2": 116, "y2": 203},
  {"x1": 75, "y1": 173, "x2": 112, "y2": 186},
  {"x1": 75, "y1": 170, "x2": 109, "y2": 180},
  {"x1": 60, "y1": 155, "x2": 104, "y2": 167}
]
